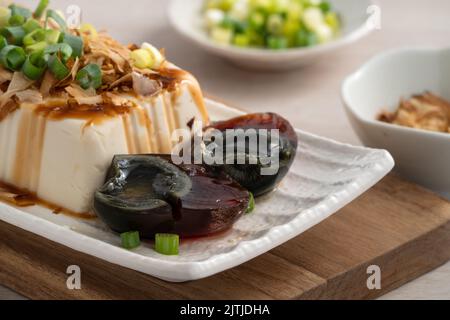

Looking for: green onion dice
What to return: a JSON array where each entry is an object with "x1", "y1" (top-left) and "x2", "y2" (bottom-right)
[
  {"x1": 0, "y1": 8, "x2": 11, "y2": 28},
  {"x1": 48, "y1": 54, "x2": 70, "y2": 80},
  {"x1": 23, "y1": 19, "x2": 42, "y2": 33},
  {"x1": 23, "y1": 28, "x2": 46, "y2": 46},
  {"x1": 22, "y1": 50, "x2": 47, "y2": 80},
  {"x1": 45, "y1": 29, "x2": 61, "y2": 44},
  {"x1": 1, "y1": 26, "x2": 26, "y2": 45},
  {"x1": 203, "y1": 0, "x2": 341, "y2": 49},
  {"x1": 9, "y1": 4, "x2": 32, "y2": 20},
  {"x1": 76, "y1": 63, "x2": 102, "y2": 89},
  {"x1": 155, "y1": 234, "x2": 179, "y2": 256},
  {"x1": 120, "y1": 231, "x2": 141, "y2": 250},
  {"x1": 9, "y1": 15, "x2": 25, "y2": 26},
  {"x1": 34, "y1": 0, "x2": 49, "y2": 19},
  {"x1": 0, "y1": 45, "x2": 26, "y2": 71},
  {"x1": 62, "y1": 33, "x2": 83, "y2": 58},
  {"x1": 246, "y1": 192, "x2": 255, "y2": 214}
]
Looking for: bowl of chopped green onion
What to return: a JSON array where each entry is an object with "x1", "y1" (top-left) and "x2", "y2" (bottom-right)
[{"x1": 169, "y1": 0, "x2": 374, "y2": 71}]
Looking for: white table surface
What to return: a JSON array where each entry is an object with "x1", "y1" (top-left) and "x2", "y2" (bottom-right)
[{"x1": 1, "y1": 0, "x2": 449, "y2": 300}]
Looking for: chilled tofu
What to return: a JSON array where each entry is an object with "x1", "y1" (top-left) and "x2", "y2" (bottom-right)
[{"x1": 0, "y1": 82, "x2": 208, "y2": 214}]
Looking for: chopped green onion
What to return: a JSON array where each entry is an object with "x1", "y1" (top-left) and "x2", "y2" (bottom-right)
[
  {"x1": 296, "y1": 29, "x2": 318, "y2": 47},
  {"x1": 130, "y1": 49, "x2": 152, "y2": 69},
  {"x1": 319, "y1": 1, "x2": 331, "y2": 13},
  {"x1": 0, "y1": 8, "x2": 11, "y2": 28},
  {"x1": 0, "y1": 35, "x2": 7, "y2": 50},
  {"x1": 23, "y1": 28, "x2": 46, "y2": 46},
  {"x1": 0, "y1": 45, "x2": 26, "y2": 71},
  {"x1": 62, "y1": 33, "x2": 83, "y2": 58},
  {"x1": 45, "y1": 29, "x2": 61, "y2": 44},
  {"x1": 47, "y1": 53, "x2": 70, "y2": 80},
  {"x1": 45, "y1": 43, "x2": 72, "y2": 62},
  {"x1": 45, "y1": 9, "x2": 67, "y2": 30},
  {"x1": 22, "y1": 19, "x2": 41, "y2": 33},
  {"x1": 8, "y1": 15, "x2": 25, "y2": 26},
  {"x1": 233, "y1": 34, "x2": 250, "y2": 47},
  {"x1": 120, "y1": 231, "x2": 141, "y2": 250},
  {"x1": 9, "y1": 5, "x2": 32, "y2": 20},
  {"x1": 246, "y1": 192, "x2": 255, "y2": 214},
  {"x1": 267, "y1": 35, "x2": 288, "y2": 49},
  {"x1": 22, "y1": 50, "x2": 47, "y2": 80},
  {"x1": 1, "y1": 26, "x2": 26, "y2": 45},
  {"x1": 25, "y1": 41, "x2": 47, "y2": 53},
  {"x1": 34, "y1": 0, "x2": 49, "y2": 19},
  {"x1": 76, "y1": 63, "x2": 102, "y2": 89},
  {"x1": 155, "y1": 234, "x2": 179, "y2": 256}
]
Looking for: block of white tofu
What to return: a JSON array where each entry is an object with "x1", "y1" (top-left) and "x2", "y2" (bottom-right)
[{"x1": 0, "y1": 81, "x2": 208, "y2": 214}]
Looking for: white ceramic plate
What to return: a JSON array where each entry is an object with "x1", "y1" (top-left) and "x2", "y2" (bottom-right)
[
  {"x1": 342, "y1": 47, "x2": 450, "y2": 198},
  {"x1": 168, "y1": 0, "x2": 374, "y2": 71},
  {"x1": 0, "y1": 99, "x2": 394, "y2": 282}
]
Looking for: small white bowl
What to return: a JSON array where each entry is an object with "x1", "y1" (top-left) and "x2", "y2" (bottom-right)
[
  {"x1": 342, "y1": 47, "x2": 450, "y2": 197},
  {"x1": 168, "y1": 0, "x2": 373, "y2": 71}
]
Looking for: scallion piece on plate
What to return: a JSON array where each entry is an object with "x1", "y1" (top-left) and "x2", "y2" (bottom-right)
[
  {"x1": 120, "y1": 231, "x2": 141, "y2": 250},
  {"x1": 23, "y1": 28, "x2": 46, "y2": 46},
  {"x1": 25, "y1": 40, "x2": 47, "y2": 53},
  {"x1": 62, "y1": 33, "x2": 83, "y2": 58},
  {"x1": 45, "y1": 9, "x2": 67, "y2": 30},
  {"x1": 1, "y1": 26, "x2": 26, "y2": 45},
  {"x1": 47, "y1": 53, "x2": 69, "y2": 80},
  {"x1": 45, "y1": 29, "x2": 61, "y2": 44},
  {"x1": 76, "y1": 63, "x2": 102, "y2": 89},
  {"x1": 155, "y1": 233, "x2": 179, "y2": 256},
  {"x1": 22, "y1": 50, "x2": 47, "y2": 80},
  {"x1": 22, "y1": 18, "x2": 41, "y2": 33},
  {"x1": 9, "y1": 4, "x2": 32, "y2": 20},
  {"x1": 34, "y1": 0, "x2": 49, "y2": 19},
  {"x1": 0, "y1": 8, "x2": 11, "y2": 28},
  {"x1": 0, "y1": 35, "x2": 7, "y2": 51},
  {"x1": 8, "y1": 14, "x2": 25, "y2": 26},
  {"x1": 44, "y1": 43, "x2": 72, "y2": 62},
  {"x1": 246, "y1": 192, "x2": 255, "y2": 214},
  {"x1": 0, "y1": 45, "x2": 26, "y2": 71}
]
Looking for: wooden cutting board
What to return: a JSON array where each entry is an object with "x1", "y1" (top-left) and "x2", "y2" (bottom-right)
[{"x1": 0, "y1": 174, "x2": 449, "y2": 300}]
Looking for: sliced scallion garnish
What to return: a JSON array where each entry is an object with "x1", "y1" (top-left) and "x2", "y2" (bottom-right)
[
  {"x1": 120, "y1": 231, "x2": 141, "y2": 250},
  {"x1": 25, "y1": 40, "x2": 47, "y2": 53},
  {"x1": 22, "y1": 18, "x2": 41, "y2": 33},
  {"x1": 1, "y1": 26, "x2": 26, "y2": 45},
  {"x1": 23, "y1": 28, "x2": 46, "y2": 46},
  {"x1": 45, "y1": 29, "x2": 61, "y2": 44},
  {"x1": 0, "y1": 35, "x2": 7, "y2": 51},
  {"x1": 47, "y1": 53, "x2": 69, "y2": 80},
  {"x1": 8, "y1": 14, "x2": 25, "y2": 27},
  {"x1": 155, "y1": 233, "x2": 179, "y2": 256},
  {"x1": 76, "y1": 63, "x2": 102, "y2": 89},
  {"x1": 0, "y1": 8, "x2": 11, "y2": 28},
  {"x1": 0, "y1": 45, "x2": 26, "y2": 71},
  {"x1": 246, "y1": 192, "x2": 255, "y2": 214},
  {"x1": 22, "y1": 50, "x2": 47, "y2": 80},
  {"x1": 45, "y1": 9, "x2": 66, "y2": 30},
  {"x1": 44, "y1": 43, "x2": 72, "y2": 62},
  {"x1": 9, "y1": 4, "x2": 32, "y2": 20},
  {"x1": 62, "y1": 33, "x2": 83, "y2": 58},
  {"x1": 34, "y1": 0, "x2": 49, "y2": 19}
]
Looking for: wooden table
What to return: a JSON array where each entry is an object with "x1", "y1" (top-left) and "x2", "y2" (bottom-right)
[{"x1": 1, "y1": 0, "x2": 449, "y2": 299}]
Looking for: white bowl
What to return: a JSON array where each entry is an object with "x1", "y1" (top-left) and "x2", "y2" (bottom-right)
[
  {"x1": 168, "y1": 0, "x2": 374, "y2": 71},
  {"x1": 342, "y1": 47, "x2": 450, "y2": 197}
]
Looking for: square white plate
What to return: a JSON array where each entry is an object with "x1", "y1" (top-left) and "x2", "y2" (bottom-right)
[{"x1": 0, "y1": 99, "x2": 394, "y2": 282}]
